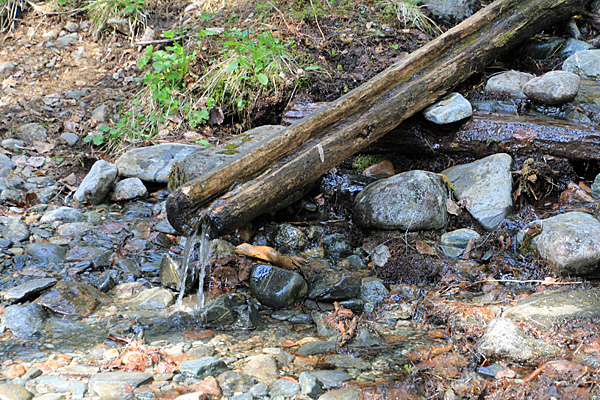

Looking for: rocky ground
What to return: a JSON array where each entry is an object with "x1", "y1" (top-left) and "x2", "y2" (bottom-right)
[{"x1": 2, "y1": 0, "x2": 600, "y2": 400}]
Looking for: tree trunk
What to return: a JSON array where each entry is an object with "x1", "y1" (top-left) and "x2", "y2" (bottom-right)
[
  {"x1": 167, "y1": 0, "x2": 591, "y2": 236},
  {"x1": 370, "y1": 112, "x2": 600, "y2": 161}
]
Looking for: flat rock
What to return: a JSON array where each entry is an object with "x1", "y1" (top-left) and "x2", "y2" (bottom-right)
[
  {"x1": 562, "y1": 49, "x2": 600, "y2": 80},
  {"x1": 299, "y1": 371, "x2": 324, "y2": 396},
  {"x1": 311, "y1": 370, "x2": 352, "y2": 389},
  {"x1": 36, "y1": 281, "x2": 107, "y2": 317},
  {"x1": 40, "y1": 206, "x2": 84, "y2": 224},
  {"x1": 475, "y1": 317, "x2": 561, "y2": 364},
  {"x1": 423, "y1": 92, "x2": 472, "y2": 124},
  {"x1": 442, "y1": 153, "x2": 514, "y2": 231},
  {"x1": 354, "y1": 170, "x2": 448, "y2": 230},
  {"x1": 243, "y1": 354, "x2": 279, "y2": 385},
  {"x1": 421, "y1": 0, "x2": 477, "y2": 21},
  {"x1": 441, "y1": 228, "x2": 480, "y2": 247},
  {"x1": 115, "y1": 143, "x2": 204, "y2": 183},
  {"x1": 2, "y1": 278, "x2": 57, "y2": 303},
  {"x1": 74, "y1": 160, "x2": 118, "y2": 204},
  {"x1": 360, "y1": 278, "x2": 389, "y2": 305},
  {"x1": 250, "y1": 264, "x2": 307, "y2": 308},
  {"x1": 308, "y1": 273, "x2": 361, "y2": 301},
  {"x1": 111, "y1": 177, "x2": 148, "y2": 201},
  {"x1": 2, "y1": 218, "x2": 30, "y2": 243},
  {"x1": 0, "y1": 383, "x2": 33, "y2": 400},
  {"x1": 560, "y1": 38, "x2": 594, "y2": 59},
  {"x1": 25, "y1": 243, "x2": 67, "y2": 264},
  {"x1": 505, "y1": 287, "x2": 600, "y2": 327},
  {"x1": 317, "y1": 387, "x2": 361, "y2": 400},
  {"x1": 518, "y1": 211, "x2": 600, "y2": 276},
  {"x1": 522, "y1": 71, "x2": 580, "y2": 105},
  {"x1": 1, "y1": 302, "x2": 48, "y2": 338},
  {"x1": 269, "y1": 379, "x2": 300, "y2": 397},
  {"x1": 129, "y1": 287, "x2": 174, "y2": 310},
  {"x1": 169, "y1": 125, "x2": 285, "y2": 188},
  {"x1": 485, "y1": 70, "x2": 535, "y2": 98},
  {"x1": 89, "y1": 371, "x2": 152, "y2": 398},
  {"x1": 179, "y1": 357, "x2": 228, "y2": 379}
]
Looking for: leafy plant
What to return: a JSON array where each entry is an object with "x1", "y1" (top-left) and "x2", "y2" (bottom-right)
[{"x1": 352, "y1": 154, "x2": 384, "y2": 171}]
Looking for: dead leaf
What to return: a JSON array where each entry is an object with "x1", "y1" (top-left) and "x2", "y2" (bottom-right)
[
  {"x1": 415, "y1": 240, "x2": 436, "y2": 256},
  {"x1": 280, "y1": 339, "x2": 297, "y2": 348},
  {"x1": 446, "y1": 196, "x2": 462, "y2": 216},
  {"x1": 33, "y1": 141, "x2": 55, "y2": 154},
  {"x1": 181, "y1": 327, "x2": 214, "y2": 340},
  {"x1": 2, "y1": 78, "x2": 17, "y2": 89},
  {"x1": 208, "y1": 107, "x2": 224, "y2": 125},
  {"x1": 235, "y1": 243, "x2": 302, "y2": 271}
]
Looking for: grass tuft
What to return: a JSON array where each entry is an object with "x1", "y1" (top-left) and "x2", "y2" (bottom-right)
[{"x1": 383, "y1": 0, "x2": 441, "y2": 36}]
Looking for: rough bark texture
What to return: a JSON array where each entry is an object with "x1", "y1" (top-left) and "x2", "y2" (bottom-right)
[
  {"x1": 167, "y1": 0, "x2": 591, "y2": 236},
  {"x1": 371, "y1": 112, "x2": 600, "y2": 161}
]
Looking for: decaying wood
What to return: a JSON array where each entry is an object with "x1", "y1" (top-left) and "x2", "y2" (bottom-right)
[
  {"x1": 167, "y1": 0, "x2": 591, "y2": 236},
  {"x1": 370, "y1": 112, "x2": 600, "y2": 161}
]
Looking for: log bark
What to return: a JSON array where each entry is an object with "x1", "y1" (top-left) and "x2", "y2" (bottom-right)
[
  {"x1": 167, "y1": 0, "x2": 590, "y2": 236},
  {"x1": 371, "y1": 112, "x2": 600, "y2": 161}
]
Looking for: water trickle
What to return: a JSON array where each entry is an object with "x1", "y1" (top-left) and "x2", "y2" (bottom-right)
[{"x1": 176, "y1": 220, "x2": 211, "y2": 310}]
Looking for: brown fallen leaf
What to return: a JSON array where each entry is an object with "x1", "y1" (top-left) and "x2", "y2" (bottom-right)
[{"x1": 235, "y1": 243, "x2": 301, "y2": 271}]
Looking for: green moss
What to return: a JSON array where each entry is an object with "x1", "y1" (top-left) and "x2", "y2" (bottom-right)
[
  {"x1": 352, "y1": 154, "x2": 385, "y2": 171},
  {"x1": 224, "y1": 143, "x2": 239, "y2": 150},
  {"x1": 217, "y1": 149, "x2": 239, "y2": 155},
  {"x1": 241, "y1": 134, "x2": 253, "y2": 143},
  {"x1": 168, "y1": 162, "x2": 186, "y2": 191}
]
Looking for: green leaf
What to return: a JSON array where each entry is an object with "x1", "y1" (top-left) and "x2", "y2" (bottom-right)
[
  {"x1": 256, "y1": 73, "x2": 269, "y2": 86},
  {"x1": 226, "y1": 59, "x2": 239, "y2": 73}
]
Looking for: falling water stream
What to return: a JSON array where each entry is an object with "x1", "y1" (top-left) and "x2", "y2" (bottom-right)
[{"x1": 176, "y1": 220, "x2": 212, "y2": 310}]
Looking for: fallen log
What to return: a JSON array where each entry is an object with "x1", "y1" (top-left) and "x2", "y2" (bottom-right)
[
  {"x1": 370, "y1": 112, "x2": 600, "y2": 161},
  {"x1": 167, "y1": 0, "x2": 591, "y2": 236}
]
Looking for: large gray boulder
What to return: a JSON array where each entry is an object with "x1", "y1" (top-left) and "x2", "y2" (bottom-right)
[
  {"x1": 423, "y1": 92, "x2": 472, "y2": 124},
  {"x1": 518, "y1": 211, "x2": 600, "y2": 276},
  {"x1": 484, "y1": 71, "x2": 535, "y2": 98},
  {"x1": 442, "y1": 153, "x2": 513, "y2": 231},
  {"x1": 74, "y1": 160, "x2": 118, "y2": 204},
  {"x1": 562, "y1": 49, "x2": 600, "y2": 80},
  {"x1": 354, "y1": 170, "x2": 448, "y2": 231},
  {"x1": 522, "y1": 70, "x2": 580, "y2": 105}
]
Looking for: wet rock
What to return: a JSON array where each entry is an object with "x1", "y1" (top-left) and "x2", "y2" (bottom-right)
[
  {"x1": 270, "y1": 379, "x2": 300, "y2": 397},
  {"x1": 115, "y1": 143, "x2": 202, "y2": 183},
  {"x1": 55, "y1": 33, "x2": 78, "y2": 45},
  {"x1": 196, "y1": 294, "x2": 257, "y2": 328},
  {"x1": 217, "y1": 371, "x2": 255, "y2": 397},
  {"x1": 74, "y1": 160, "x2": 118, "y2": 205},
  {"x1": 363, "y1": 160, "x2": 394, "y2": 179},
  {"x1": 88, "y1": 371, "x2": 152, "y2": 398},
  {"x1": 354, "y1": 170, "x2": 448, "y2": 230},
  {"x1": 64, "y1": 245, "x2": 104, "y2": 263},
  {"x1": 518, "y1": 212, "x2": 600, "y2": 275},
  {"x1": 505, "y1": 287, "x2": 600, "y2": 327},
  {"x1": 441, "y1": 228, "x2": 480, "y2": 247},
  {"x1": 40, "y1": 206, "x2": 84, "y2": 224},
  {"x1": 36, "y1": 281, "x2": 107, "y2": 317},
  {"x1": 160, "y1": 254, "x2": 185, "y2": 290},
  {"x1": 298, "y1": 340, "x2": 338, "y2": 356},
  {"x1": 592, "y1": 173, "x2": 600, "y2": 199},
  {"x1": 209, "y1": 238, "x2": 236, "y2": 260},
  {"x1": 475, "y1": 317, "x2": 561, "y2": 364},
  {"x1": 317, "y1": 387, "x2": 361, "y2": 400},
  {"x1": 520, "y1": 35, "x2": 565, "y2": 59},
  {"x1": 423, "y1": 92, "x2": 472, "y2": 124},
  {"x1": 1, "y1": 302, "x2": 47, "y2": 338},
  {"x1": 0, "y1": 383, "x2": 33, "y2": 400},
  {"x1": 129, "y1": 287, "x2": 174, "y2": 310},
  {"x1": 485, "y1": 71, "x2": 535, "y2": 98},
  {"x1": 562, "y1": 49, "x2": 600, "y2": 80},
  {"x1": 16, "y1": 123, "x2": 48, "y2": 144},
  {"x1": 322, "y1": 233, "x2": 352, "y2": 258},
  {"x1": 92, "y1": 271, "x2": 116, "y2": 292},
  {"x1": 243, "y1": 354, "x2": 279, "y2": 385},
  {"x1": 111, "y1": 178, "x2": 148, "y2": 201},
  {"x1": 442, "y1": 153, "x2": 513, "y2": 231},
  {"x1": 522, "y1": 71, "x2": 580, "y2": 105},
  {"x1": 308, "y1": 273, "x2": 361, "y2": 301},
  {"x1": 324, "y1": 354, "x2": 370, "y2": 370},
  {"x1": 2, "y1": 278, "x2": 57, "y2": 303},
  {"x1": 179, "y1": 357, "x2": 228, "y2": 378},
  {"x1": 560, "y1": 38, "x2": 594, "y2": 58},
  {"x1": 421, "y1": 0, "x2": 477, "y2": 21},
  {"x1": 312, "y1": 370, "x2": 352, "y2": 389},
  {"x1": 299, "y1": 371, "x2": 324, "y2": 396},
  {"x1": 25, "y1": 243, "x2": 67, "y2": 264},
  {"x1": 274, "y1": 224, "x2": 308, "y2": 250},
  {"x1": 360, "y1": 278, "x2": 388, "y2": 305},
  {"x1": 2, "y1": 218, "x2": 30, "y2": 243},
  {"x1": 250, "y1": 264, "x2": 307, "y2": 308},
  {"x1": 337, "y1": 174, "x2": 376, "y2": 209},
  {"x1": 470, "y1": 99, "x2": 518, "y2": 115}
]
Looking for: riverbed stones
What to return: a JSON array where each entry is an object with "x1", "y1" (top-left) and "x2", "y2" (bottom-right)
[
  {"x1": 243, "y1": 354, "x2": 279, "y2": 385},
  {"x1": 441, "y1": 228, "x2": 480, "y2": 247},
  {"x1": 111, "y1": 177, "x2": 148, "y2": 201},
  {"x1": 522, "y1": 71, "x2": 580, "y2": 105},
  {"x1": 442, "y1": 153, "x2": 513, "y2": 231},
  {"x1": 269, "y1": 378, "x2": 300, "y2": 397},
  {"x1": 25, "y1": 243, "x2": 67, "y2": 264},
  {"x1": 560, "y1": 38, "x2": 594, "y2": 58},
  {"x1": 74, "y1": 160, "x2": 118, "y2": 204},
  {"x1": 274, "y1": 223, "x2": 308, "y2": 250},
  {"x1": 353, "y1": 170, "x2": 448, "y2": 231},
  {"x1": 518, "y1": 211, "x2": 600, "y2": 276},
  {"x1": 318, "y1": 387, "x2": 361, "y2": 400},
  {"x1": 115, "y1": 143, "x2": 202, "y2": 183},
  {"x1": 485, "y1": 71, "x2": 535, "y2": 98},
  {"x1": 40, "y1": 206, "x2": 84, "y2": 224},
  {"x1": 475, "y1": 317, "x2": 561, "y2": 364},
  {"x1": 505, "y1": 287, "x2": 600, "y2": 327},
  {"x1": 562, "y1": 49, "x2": 600, "y2": 80},
  {"x1": 422, "y1": 92, "x2": 472, "y2": 124},
  {"x1": 0, "y1": 383, "x2": 33, "y2": 400},
  {"x1": 299, "y1": 372, "x2": 324, "y2": 396},
  {"x1": 249, "y1": 264, "x2": 307, "y2": 308},
  {"x1": 2, "y1": 278, "x2": 57, "y2": 303},
  {"x1": 2, "y1": 218, "x2": 30, "y2": 243},
  {"x1": 2, "y1": 302, "x2": 48, "y2": 338},
  {"x1": 179, "y1": 357, "x2": 228, "y2": 379},
  {"x1": 308, "y1": 273, "x2": 361, "y2": 301},
  {"x1": 89, "y1": 371, "x2": 152, "y2": 398},
  {"x1": 129, "y1": 287, "x2": 174, "y2": 310},
  {"x1": 36, "y1": 281, "x2": 107, "y2": 317}
]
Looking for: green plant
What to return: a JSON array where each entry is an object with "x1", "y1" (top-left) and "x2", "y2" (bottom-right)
[
  {"x1": 383, "y1": 0, "x2": 441, "y2": 36},
  {"x1": 86, "y1": 0, "x2": 149, "y2": 38},
  {"x1": 404, "y1": 363, "x2": 415, "y2": 374},
  {"x1": 352, "y1": 154, "x2": 384, "y2": 171}
]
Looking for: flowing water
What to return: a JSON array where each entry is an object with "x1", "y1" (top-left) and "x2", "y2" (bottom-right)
[{"x1": 176, "y1": 220, "x2": 212, "y2": 310}]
